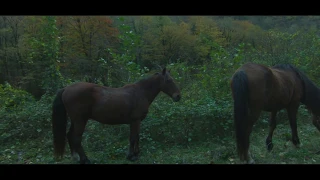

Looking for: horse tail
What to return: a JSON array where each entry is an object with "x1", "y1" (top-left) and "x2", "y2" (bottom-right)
[
  {"x1": 52, "y1": 88, "x2": 67, "y2": 159},
  {"x1": 231, "y1": 70, "x2": 250, "y2": 161}
]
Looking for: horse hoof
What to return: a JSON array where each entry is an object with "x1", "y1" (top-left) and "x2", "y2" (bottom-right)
[
  {"x1": 267, "y1": 143, "x2": 273, "y2": 151},
  {"x1": 126, "y1": 154, "x2": 139, "y2": 162},
  {"x1": 80, "y1": 159, "x2": 91, "y2": 164},
  {"x1": 248, "y1": 159, "x2": 255, "y2": 164},
  {"x1": 72, "y1": 152, "x2": 79, "y2": 162},
  {"x1": 292, "y1": 138, "x2": 300, "y2": 148}
]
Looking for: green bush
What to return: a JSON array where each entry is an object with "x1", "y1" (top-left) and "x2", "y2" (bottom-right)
[
  {"x1": 0, "y1": 85, "x2": 53, "y2": 145},
  {"x1": 0, "y1": 82, "x2": 35, "y2": 110}
]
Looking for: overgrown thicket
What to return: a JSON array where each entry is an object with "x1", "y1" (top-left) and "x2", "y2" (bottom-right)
[{"x1": 1, "y1": 16, "x2": 320, "y2": 162}]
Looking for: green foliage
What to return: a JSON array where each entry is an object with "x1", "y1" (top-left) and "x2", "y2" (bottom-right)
[
  {"x1": 141, "y1": 60, "x2": 234, "y2": 146},
  {"x1": 0, "y1": 83, "x2": 54, "y2": 146},
  {"x1": 106, "y1": 16, "x2": 147, "y2": 86},
  {"x1": 24, "y1": 16, "x2": 63, "y2": 94},
  {"x1": 0, "y1": 82, "x2": 35, "y2": 110},
  {"x1": 2, "y1": 16, "x2": 320, "y2": 164}
]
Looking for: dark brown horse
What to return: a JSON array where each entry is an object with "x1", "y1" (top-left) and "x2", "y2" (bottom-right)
[
  {"x1": 230, "y1": 62, "x2": 320, "y2": 163},
  {"x1": 52, "y1": 67, "x2": 181, "y2": 164}
]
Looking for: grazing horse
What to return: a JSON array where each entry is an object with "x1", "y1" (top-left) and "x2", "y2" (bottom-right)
[
  {"x1": 52, "y1": 67, "x2": 181, "y2": 164},
  {"x1": 230, "y1": 62, "x2": 320, "y2": 163}
]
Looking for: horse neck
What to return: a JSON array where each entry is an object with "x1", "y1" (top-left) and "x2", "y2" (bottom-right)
[
  {"x1": 136, "y1": 76, "x2": 161, "y2": 104},
  {"x1": 303, "y1": 84, "x2": 320, "y2": 115}
]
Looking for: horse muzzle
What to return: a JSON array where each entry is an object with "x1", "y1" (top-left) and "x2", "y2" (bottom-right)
[{"x1": 172, "y1": 93, "x2": 181, "y2": 102}]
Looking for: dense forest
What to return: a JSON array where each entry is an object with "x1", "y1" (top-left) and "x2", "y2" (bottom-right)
[{"x1": 2, "y1": 16, "x2": 320, "y2": 164}]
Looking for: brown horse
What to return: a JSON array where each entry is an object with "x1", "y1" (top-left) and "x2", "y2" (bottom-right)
[
  {"x1": 52, "y1": 67, "x2": 181, "y2": 164},
  {"x1": 230, "y1": 62, "x2": 320, "y2": 163}
]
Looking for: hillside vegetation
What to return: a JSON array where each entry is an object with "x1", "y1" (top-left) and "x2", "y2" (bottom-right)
[{"x1": 1, "y1": 16, "x2": 320, "y2": 164}]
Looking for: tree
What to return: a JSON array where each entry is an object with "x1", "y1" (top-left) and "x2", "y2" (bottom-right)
[
  {"x1": 56, "y1": 16, "x2": 119, "y2": 84},
  {"x1": 0, "y1": 16, "x2": 25, "y2": 85},
  {"x1": 20, "y1": 16, "x2": 62, "y2": 97}
]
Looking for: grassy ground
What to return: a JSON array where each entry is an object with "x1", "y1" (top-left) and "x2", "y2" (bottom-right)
[{"x1": 1, "y1": 112, "x2": 320, "y2": 164}]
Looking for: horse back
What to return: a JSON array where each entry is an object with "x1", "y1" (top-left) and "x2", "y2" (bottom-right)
[
  {"x1": 236, "y1": 62, "x2": 303, "y2": 111},
  {"x1": 62, "y1": 82, "x2": 149, "y2": 124},
  {"x1": 236, "y1": 62, "x2": 270, "y2": 98},
  {"x1": 270, "y1": 68, "x2": 302, "y2": 95},
  {"x1": 62, "y1": 82, "x2": 98, "y2": 117},
  {"x1": 92, "y1": 84, "x2": 150, "y2": 124}
]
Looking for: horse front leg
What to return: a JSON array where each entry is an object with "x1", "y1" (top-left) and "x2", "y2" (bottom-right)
[
  {"x1": 310, "y1": 114, "x2": 320, "y2": 154},
  {"x1": 126, "y1": 120, "x2": 141, "y2": 161}
]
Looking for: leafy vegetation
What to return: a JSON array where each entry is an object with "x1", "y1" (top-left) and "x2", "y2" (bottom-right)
[{"x1": 1, "y1": 16, "x2": 320, "y2": 164}]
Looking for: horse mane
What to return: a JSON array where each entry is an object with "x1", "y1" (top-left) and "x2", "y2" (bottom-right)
[
  {"x1": 133, "y1": 72, "x2": 163, "y2": 92},
  {"x1": 273, "y1": 64, "x2": 320, "y2": 111},
  {"x1": 134, "y1": 72, "x2": 159, "y2": 84}
]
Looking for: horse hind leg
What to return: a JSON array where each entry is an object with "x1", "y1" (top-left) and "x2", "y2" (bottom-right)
[
  {"x1": 312, "y1": 114, "x2": 320, "y2": 132},
  {"x1": 287, "y1": 104, "x2": 300, "y2": 148},
  {"x1": 238, "y1": 109, "x2": 261, "y2": 164},
  {"x1": 265, "y1": 111, "x2": 277, "y2": 151},
  {"x1": 70, "y1": 117, "x2": 91, "y2": 164},
  {"x1": 246, "y1": 109, "x2": 262, "y2": 164},
  {"x1": 67, "y1": 122, "x2": 79, "y2": 161}
]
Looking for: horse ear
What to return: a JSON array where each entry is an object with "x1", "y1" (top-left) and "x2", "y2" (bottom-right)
[{"x1": 162, "y1": 67, "x2": 166, "y2": 75}]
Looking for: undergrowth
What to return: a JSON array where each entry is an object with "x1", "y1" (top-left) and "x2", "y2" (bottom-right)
[{"x1": 1, "y1": 81, "x2": 320, "y2": 164}]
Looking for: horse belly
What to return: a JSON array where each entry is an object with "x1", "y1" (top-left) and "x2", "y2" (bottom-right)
[
  {"x1": 93, "y1": 113, "x2": 132, "y2": 125},
  {"x1": 262, "y1": 96, "x2": 288, "y2": 112},
  {"x1": 91, "y1": 98, "x2": 133, "y2": 123},
  {"x1": 263, "y1": 104, "x2": 285, "y2": 112}
]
